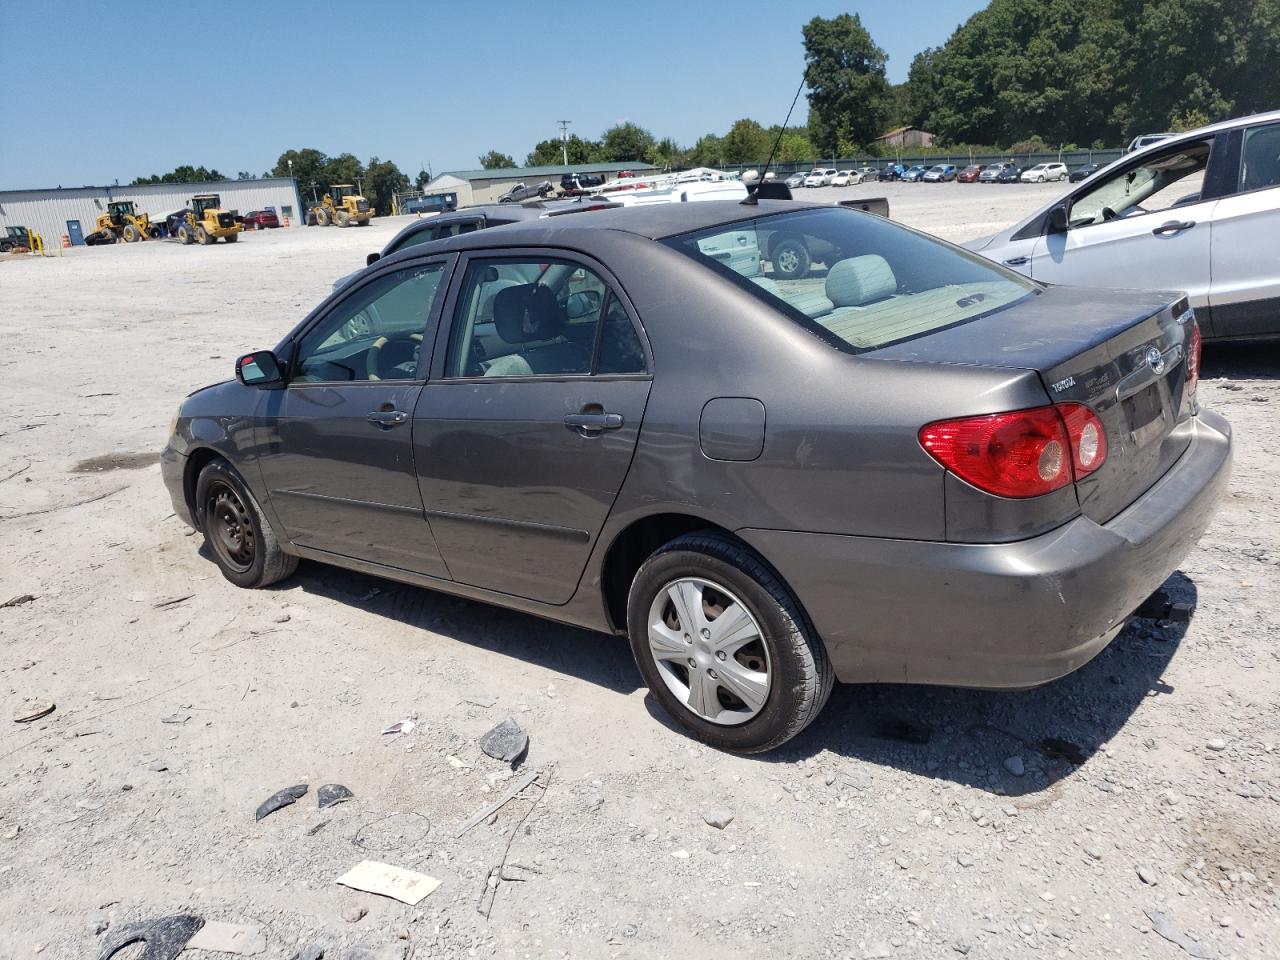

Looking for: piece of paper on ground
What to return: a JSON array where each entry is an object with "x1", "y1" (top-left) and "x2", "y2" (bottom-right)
[{"x1": 335, "y1": 859, "x2": 441, "y2": 905}]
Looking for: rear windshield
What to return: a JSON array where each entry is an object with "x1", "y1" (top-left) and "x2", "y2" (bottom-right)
[{"x1": 662, "y1": 207, "x2": 1038, "y2": 351}]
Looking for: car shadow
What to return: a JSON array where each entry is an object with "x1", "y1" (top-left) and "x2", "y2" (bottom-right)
[
  {"x1": 1201, "y1": 340, "x2": 1280, "y2": 381},
  {"x1": 285, "y1": 561, "x2": 644, "y2": 696},
  {"x1": 733, "y1": 572, "x2": 1200, "y2": 798}
]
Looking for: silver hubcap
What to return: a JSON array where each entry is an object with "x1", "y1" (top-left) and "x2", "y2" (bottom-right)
[
  {"x1": 777, "y1": 249, "x2": 799, "y2": 272},
  {"x1": 647, "y1": 577, "x2": 770, "y2": 725}
]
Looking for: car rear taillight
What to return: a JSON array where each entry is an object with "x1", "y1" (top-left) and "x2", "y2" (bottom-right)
[
  {"x1": 1185, "y1": 318, "x2": 1202, "y2": 394},
  {"x1": 919, "y1": 403, "x2": 1108, "y2": 499}
]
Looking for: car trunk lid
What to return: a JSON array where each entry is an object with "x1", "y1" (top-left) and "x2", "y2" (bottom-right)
[{"x1": 874, "y1": 285, "x2": 1196, "y2": 523}]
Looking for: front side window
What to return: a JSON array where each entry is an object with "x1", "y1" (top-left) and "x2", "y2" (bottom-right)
[
  {"x1": 294, "y1": 264, "x2": 444, "y2": 383},
  {"x1": 445, "y1": 258, "x2": 645, "y2": 378},
  {"x1": 1240, "y1": 123, "x2": 1280, "y2": 193},
  {"x1": 1069, "y1": 139, "x2": 1211, "y2": 227},
  {"x1": 663, "y1": 208, "x2": 1037, "y2": 352}
]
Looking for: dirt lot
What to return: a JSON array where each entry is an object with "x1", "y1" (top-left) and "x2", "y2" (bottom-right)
[{"x1": 1, "y1": 184, "x2": 1277, "y2": 960}]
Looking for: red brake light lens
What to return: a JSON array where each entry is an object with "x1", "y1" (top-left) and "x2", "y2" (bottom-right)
[
  {"x1": 919, "y1": 403, "x2": 1107, "y2": 498},
  {"x1": 1185, "y1": 318, "x2": 1202, "y2": 393}
]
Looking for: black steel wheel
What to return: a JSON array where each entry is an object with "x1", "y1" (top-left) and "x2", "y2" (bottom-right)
[{"x1": 195, "y1": 458, "x2": 297, "y2": 588}]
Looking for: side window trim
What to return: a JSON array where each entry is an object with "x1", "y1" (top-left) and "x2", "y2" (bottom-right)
[
  {"x1": 428, "y1": 247, "x2": 652, "y2": 383},
  {"x1": 286, "y1": 253, "x2": 457, "y2": 386}
]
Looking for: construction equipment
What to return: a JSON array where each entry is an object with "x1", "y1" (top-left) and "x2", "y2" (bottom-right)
[
  {"x1": 170, "y1": 194, "x2": 242, "y2": 245},
  {"x1": 310, "y1": 184, "x2": 373, "y2": 227},
  {"x1": 88, "y1": 200, "x2": 158, "y2": 244}
]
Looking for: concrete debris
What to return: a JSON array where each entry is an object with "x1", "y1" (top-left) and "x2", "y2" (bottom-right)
[
  {"x1": 702, "y1": 808, "x2": 735, "y2": 830},
  {"x1": 1145, "y1": 909, "x2": 1214, "y2": 959},
  {"x1": 186, "y1": 920, "x2": 266, "y2": 955},
  {"x1": 11, "y1": 698, "x2": 55, "y2": 723}
]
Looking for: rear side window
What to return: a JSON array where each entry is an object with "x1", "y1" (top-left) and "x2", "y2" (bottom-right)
[
  {"x1": 663, "y1": 208, "x2": 1036, "y2": 352},
  {"x1": 1240, "y1": 123, "x2": 1280, "y2": 193},
  {"x1": 445, "y1": 258, "x2": 646, "y2": 378}
]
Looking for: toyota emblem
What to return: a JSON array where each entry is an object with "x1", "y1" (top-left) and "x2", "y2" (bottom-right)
[{"x1": 1146, "y1": 346, "x2": 1166, "y2": 375}]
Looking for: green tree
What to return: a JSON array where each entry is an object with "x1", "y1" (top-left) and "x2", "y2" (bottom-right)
[
  {"x1": 415, "y1": 168, "x2": 432, "y2": 190},
  {"x1": 365, "y1": 157, "x2": 410, "y2": 215},
  {"x1": 684, "y1": 133, "x2": 723, "y2": 168},
  {"x1": 322, "y1": 152, "x2": 365, "y2": 187},
  {"x1": 766, "y1": 126, "x2": 816, "y2": 164},
  {"x1": 525, "y1": 134, "x2": 597, "y2": 166},
  {"x1": 597, "y1": 122, "x2": 656, "y2": 163},
  {"x1": 802, "y1": 14, "x2": 891, "y2": 156},
  {"x1": 719, "y1": 119, "x2": 771, "y2": 164},
  {"x1": 271, "y1": 148, "x2": 328, "y2": 199},
  {"x1": 478, "y1": 150, "x2": 515, "y2": 170},
  {"x1": 650, "y1": 136, "x2": 686, "y2": 171},
  {"x1": 131, "y1": 165, "x2": 226, "y2": 185}
]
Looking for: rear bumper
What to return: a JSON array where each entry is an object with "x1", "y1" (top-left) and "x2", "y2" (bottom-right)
[{"x1": 740, "y1": 410, "x2": 1232, "y2": 688}]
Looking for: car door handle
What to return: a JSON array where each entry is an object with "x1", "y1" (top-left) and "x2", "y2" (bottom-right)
[
  {"x1": 563, "y1": 412, "x2": 623, "y2": 432},
  {"x1": 367, "y1": 409, "x2": 409, "y2": 428},
  {"x1": 1004, "y1": 256, "x2": 1030, "y2": 266},
  {"x1": 1152, "y1": 220, "x2": 1196, "y2": 235}
]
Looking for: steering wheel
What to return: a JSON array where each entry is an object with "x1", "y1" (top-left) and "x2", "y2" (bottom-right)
[{"x1": 366, "y1": 332, "x2": 422, "y2": 381}]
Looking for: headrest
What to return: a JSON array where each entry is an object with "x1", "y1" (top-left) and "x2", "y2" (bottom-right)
[
  {"x1": 825, "y1": 255, "x2": 896, "y2": 307},
  {"x1": 477, "y1": 265, "x2": 500, "y2": 283},
  {"x1": 493, "y1": 284, "x2": 566, "y2": 344}
]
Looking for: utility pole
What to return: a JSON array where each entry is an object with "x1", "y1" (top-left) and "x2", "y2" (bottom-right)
[{"x1": 557, "y1": 120, "x2": 571, "y2": 166}]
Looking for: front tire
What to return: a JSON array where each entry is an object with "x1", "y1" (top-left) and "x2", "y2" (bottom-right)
[
  {"x1": 334, "y1": 209, "x2": 351, "y2": 227},
  {"x1": 195, "y1": 458, "x2": 297, "y2": 589},
  {"x1": 225, "y1": 232, "x2": 238, "y2": 243},
  {"x1": 315, "y1": 208, "x2": 331, "y2": 226},
  {"x1": 177, "y1": 224, "x2": 193, "y2": 244},
  {"x1": 627, "y1": 531, "x2": 833, "y2": 753}
]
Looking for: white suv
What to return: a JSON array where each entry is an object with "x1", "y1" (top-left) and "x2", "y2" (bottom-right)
[
  {"x1": 803, "y1": 168, "x2": 836, "y2": 187},
  {"x1": 1020, "y1": 163, "x2": 1068, "y2": 182},
  {"x1": 969, "y1": 110, "x2": 1280, "y2": 340}
]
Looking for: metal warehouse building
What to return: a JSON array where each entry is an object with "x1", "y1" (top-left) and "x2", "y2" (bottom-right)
[
  {"x1": 0, "y1": 177, "x2": 303, "y2": 244},
  {"x1": 423, "y1": 161, "x2": 659, "y2": 206}
]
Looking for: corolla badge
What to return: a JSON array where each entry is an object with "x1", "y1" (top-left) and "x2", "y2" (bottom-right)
[{"x1": 1145, "y1": 346, "x2": 1166, "y2": 375}]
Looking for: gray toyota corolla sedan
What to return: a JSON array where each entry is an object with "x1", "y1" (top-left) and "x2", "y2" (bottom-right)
[{"x1": 161, "y1": 200, "x2": 1232, "y2": 753}]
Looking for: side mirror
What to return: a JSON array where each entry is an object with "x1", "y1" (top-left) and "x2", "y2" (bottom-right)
[
  {"x1": 236, "y1": 350, "x2": 283, "y2": 387},
  {"x1": 1048, "y1": 204, "x2": 1069, "y2": 234},
  {"x1": 564, "y1": 289, "x2": 602, "y2": 319},
  {"x1": 366, "y1": 251, "x2": 381, "y2": 266}
]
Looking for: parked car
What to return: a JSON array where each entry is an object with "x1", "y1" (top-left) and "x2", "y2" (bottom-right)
[
  {"x1": 1069, "y1": 163, "x2": 1103, "y2": 183},
  {"x1": 784, "y1": 172, "x2": 807, "y2": 190},
  {"x1": 1021, "y1": 163, "x2": 1069, "y2": 183},
  {"x1": 1126, "y1": 133, "x2": 1175, "y2": 153},
  {"x1": 333, "y1": 198, "x2": 622, "y2": 289},
  {"x1": 956, "y1": 164, "x2": 986, "y2": 183},
  {"x1": 979, "y1": 162, "x2": 1014, "y2": 183},
  {"x1": 901, "y1": 165, "x2": 928, "y2": 182},
  {"x1": 561, "y1": 173, "x2": 606, "y2": 194},
  {"x1": 829, "y1": 170, "x2": 853, "y2": 187},
  {"x1": 164, "y1": 199, "x2": 1230, "y2": 753},
  {"x1": 804, "y1": 168, "x2": 838, "y2": 187},
  {"x1": 969, "y1": 109, "x2": 1280, "y2": 340},
  {"x1": 923, "y1": 164, "x2": 957, "y2": 182},
  {"x1": 242, "y1": 210, "x2": 280, "y2": 229},
  {"x1": 402, "y1": 193, "x2": 458, "y2": 215},
  {"x1": 878, "y1": 164, "x2": 905, "y2": 181},
  {"x1": 497, "y1": 180, "x2": 553, "y2": 203},
  {"x1": 856, "y1": 166, "x2": 878, "y2": 182},
  {"x1": 996, "y1": 165, "x2": 1025, "y2": 183}
]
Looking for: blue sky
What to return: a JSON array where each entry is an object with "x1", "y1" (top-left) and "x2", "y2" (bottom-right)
[{"x1": 0, "y1": 0, "x2": 986, "y2": 190}]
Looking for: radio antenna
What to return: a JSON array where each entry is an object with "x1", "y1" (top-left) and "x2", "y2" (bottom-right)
[{"x1": 743, "y1": 67, "x2": 809, "y2": 205}]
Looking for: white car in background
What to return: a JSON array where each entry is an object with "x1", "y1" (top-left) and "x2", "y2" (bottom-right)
[
  {"x1": 969, "y1": 110, "x2": 1280, "y2": 340},
  {"x1": 830, "y1": 169, "x2": 857, "y2": 186},
  {"x1": 1020, "y1": 162, "x2": 1069, "y2": 182},
  {"x1": 803, "y1": 168, "x2": 837, "y2": 187},
  {"x1": 1126, "y1": 132, "x2": 1175, "y2": 153}
]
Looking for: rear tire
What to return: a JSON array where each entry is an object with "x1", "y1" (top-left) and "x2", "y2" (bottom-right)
[
  {"x1": 195, "y1": 458, "x2": 297, "y2": 589},
  {"x1": 315, "y1": 208, "x2": 331, "y2": 226},
  {"x1": 196, "y1": 225, "x2": 210, "y2": 244},
  {"x1": 627, "y1": 531, "x2": 834, "y2": 753},
  {"x1": 177, "y1": 224, "x2": 193, "y2": 245},
  {"x1": 225, "y1": 232, "x2": 238, "y2": 243},
  {"x1": 122, "y1": 224, "x2": 141, "y2": 243},
  {"x1": 771, "y1": 237, "x2": 811, "y2": 280}
]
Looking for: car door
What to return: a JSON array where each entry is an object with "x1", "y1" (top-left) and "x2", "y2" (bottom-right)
[
  {"x1": 254, "y1": 257, "x2": 454, "y2": 576},
  {"x1": 413, "y1": 250, "x2": 652, "y2": 605},
  {"x1": 1208, "y1": 119, "x2": 1280, "y2": 338},
  {"x1": 1026, "y1": 135, "x2": 1221, "y2": 304}
]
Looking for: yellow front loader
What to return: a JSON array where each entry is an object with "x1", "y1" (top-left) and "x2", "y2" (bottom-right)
[
  {"x1": 172, "y1": 194, "x2": 242, "y2": 245},
  {"x1": 90, "y1": 200, "x2": 158, "y2": 243},
  {"x1": 311, "y1": 184, "x2": 373, "y2": 227}
]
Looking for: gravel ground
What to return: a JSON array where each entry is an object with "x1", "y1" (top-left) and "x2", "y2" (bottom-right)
[{"x1": 1, "y1": 186, "x2": 1277, "y2": 960}]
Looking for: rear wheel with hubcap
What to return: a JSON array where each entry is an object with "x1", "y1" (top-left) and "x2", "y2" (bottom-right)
[
  {"x1": 195, "y1": 458, "x2": 297, "y2": 588},
  {"x1": 771, "y1": 237, "x2": 811, "y2": 280},
  {"x1": 627, "y1": 531, "x2": 833, "y2": 753}
]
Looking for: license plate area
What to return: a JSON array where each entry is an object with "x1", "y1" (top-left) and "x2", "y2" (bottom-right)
[{"x1": 1124, "y1": 382, "x2": 1169, "y2": 447}]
